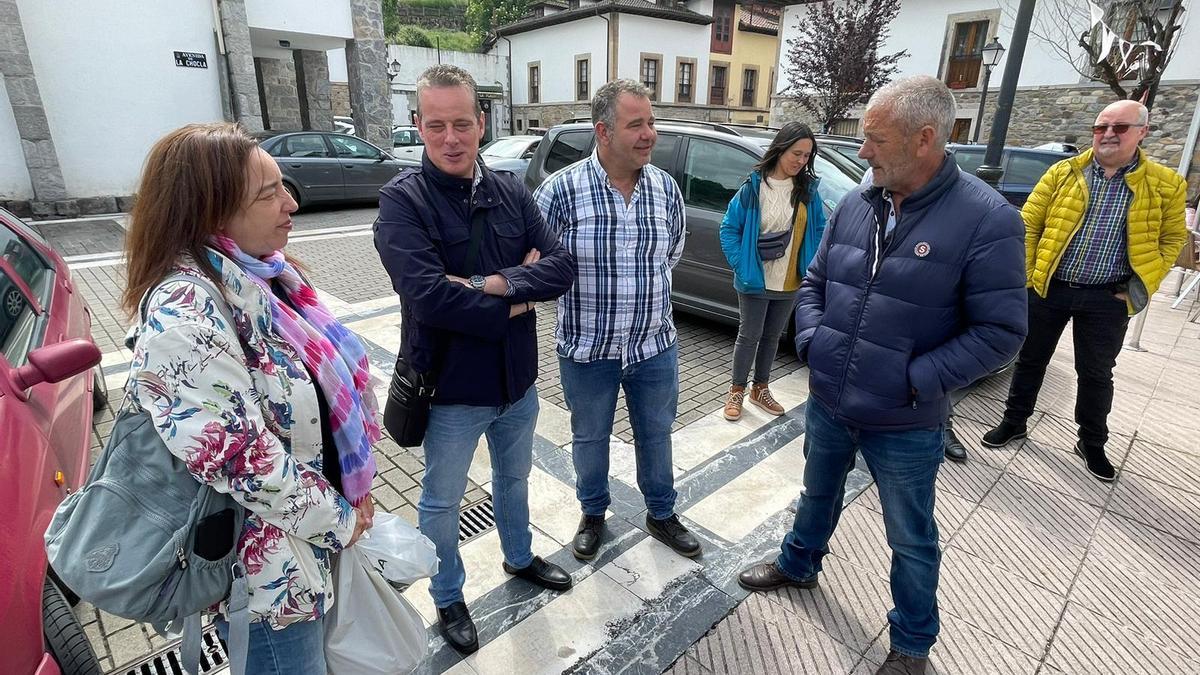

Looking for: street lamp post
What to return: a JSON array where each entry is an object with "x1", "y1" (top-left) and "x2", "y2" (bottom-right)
[
  {"x1": 972, "y1": 38, "x2": 1006, "y2": 144},
  {"x1": 976, "y1": 0, "x2": 1037, "y2": 187}
]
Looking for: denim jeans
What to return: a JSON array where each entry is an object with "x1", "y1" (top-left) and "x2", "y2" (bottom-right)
[
  {"x1": 1002, "y1": 283, "x2": 1130, "y2": 448},
  {"x1": 777, "y1": 399, "x2": 944, "y2": 658},
  {"x1": 215, "y1": 617, "x2": 324, "y2": 675},
  {"x1": 559, "y1": 343, "x2": 679, "y2": 520},
  {"x1": 732, "y1": 291, "x2": 797, "y2": 386},
  {"x1": 420, "y1": 385, "x2": 538, "y2": 608}
]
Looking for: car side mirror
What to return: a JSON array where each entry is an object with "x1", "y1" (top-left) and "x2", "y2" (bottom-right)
[
  {"x1": 8, "y1": 338, "x2": 101, "y2": 393},
  {"x1": 522, "y1": 150, "x2": 535, "y2": 159},
  {"x1": 375, "y1": 155, "x2": 387, "y2": 163}
]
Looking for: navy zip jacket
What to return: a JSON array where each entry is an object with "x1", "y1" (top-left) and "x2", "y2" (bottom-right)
[
  {"x1": 374, "y1": 155, "x2": 576, "y2": 407},
  {"x1": 794, "y1": 154, "x2": 1028, "y2": 430}
]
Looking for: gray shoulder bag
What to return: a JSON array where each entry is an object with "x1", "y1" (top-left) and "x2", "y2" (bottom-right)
[{"x1": 44, "y1": 272, "x2": 249, "y2": 675}]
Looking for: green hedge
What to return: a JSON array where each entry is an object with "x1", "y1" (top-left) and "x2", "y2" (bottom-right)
[{"x1": 390, "y1": 24, "x2": 480, "y2": 52}]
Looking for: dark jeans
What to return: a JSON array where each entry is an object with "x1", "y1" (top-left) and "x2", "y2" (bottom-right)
[
  {"x1": 776, "y1": 400, "x2": 944, "y2": 658},
  {"x1": 731, "y1": 292, "x2": 797, "y2": 386},
  {"x1": 1002, "y1": 283, "x2": 1130, "y2": 448}
]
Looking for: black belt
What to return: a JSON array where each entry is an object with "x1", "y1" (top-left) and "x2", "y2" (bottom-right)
[{"x1": 1050, "y1": 277, "x2": 1127, "y2": 291}]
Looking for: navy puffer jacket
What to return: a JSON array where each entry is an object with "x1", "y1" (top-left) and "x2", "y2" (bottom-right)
[{"x1": 794, "y1": 155, "x2": 1028, "y2": 430}]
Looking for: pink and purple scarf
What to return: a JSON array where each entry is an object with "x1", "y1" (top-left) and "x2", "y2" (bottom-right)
[{"x1": 211, "y1": 236, "x2": 380, "y2": 507}]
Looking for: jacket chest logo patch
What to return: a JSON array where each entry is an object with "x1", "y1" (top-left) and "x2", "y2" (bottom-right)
[
  {"x1": 85, "y1": 543, "x2": 119, "y2": 572},
  {"x1": 914, "y1": 242, "x2": 931, "y2": 257}
]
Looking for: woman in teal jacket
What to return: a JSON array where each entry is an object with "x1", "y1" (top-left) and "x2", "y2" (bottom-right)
[{"x1": 718, "y1": 122, "x2": 826, "y2": 421}]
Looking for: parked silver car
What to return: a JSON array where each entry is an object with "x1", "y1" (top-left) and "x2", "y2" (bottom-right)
[
  {"x1": 480, "y1": 135, "x2": 542, "y2": 174},
  {"x1": 257, "y1": 131, "x2": 417, "y2": 208}
]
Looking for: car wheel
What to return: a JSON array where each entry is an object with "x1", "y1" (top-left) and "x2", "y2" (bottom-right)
[
  {"x1": 3, "y1": 286, "x2": 24, "y2": 318},
  {"x1": 283, "y1": 182, "x2": 302, "y2": 210},
  {"x1": 92, "y1": 365, "x2": 108, "y2": 413},
  {"x1": 42, "y1": 577, "x2": 102, "y2": 675}
]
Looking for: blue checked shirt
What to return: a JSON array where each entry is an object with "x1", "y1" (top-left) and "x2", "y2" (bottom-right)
[
  {"x1": 1054, "y1": 157, "x2": 1138, "y2": 285},
  {"x1": 534, "y1": 151, "x2": 686, "y2": 366}
]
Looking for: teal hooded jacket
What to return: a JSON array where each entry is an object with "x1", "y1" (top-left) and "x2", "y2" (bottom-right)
[{"x1": 718, "y1": 170, "x2": 827, "y2": 293}]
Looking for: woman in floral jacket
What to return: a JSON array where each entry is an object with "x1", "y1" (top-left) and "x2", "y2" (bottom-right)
[{"x1": 120, "y1": 123, "x2": 380, "y2": 673}]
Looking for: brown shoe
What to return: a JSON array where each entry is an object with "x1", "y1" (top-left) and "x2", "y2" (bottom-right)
[
  {"x1": 737, "y1": 561, "x2": 818, "y2": 592},
  {"x1": 724, "y1": 385, "x2": 746, "y2": 421},
  {"x1": 749, "y1": 383, "x2": 785, "y2": 416}
]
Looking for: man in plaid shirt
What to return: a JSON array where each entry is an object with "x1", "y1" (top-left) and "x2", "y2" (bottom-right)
[
  {"x1": 533, "y1": 80, "x2": 701, "y2": 561},
  {"x1": 983, "y1": 100, "x2": 1187, "y2": 481}
]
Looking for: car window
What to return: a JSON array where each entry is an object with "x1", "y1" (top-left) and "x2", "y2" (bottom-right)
[
  {"x1": 813, "y1": 153, "x2": 861, "y2": 215},
  {"x1": 392, "y1": 129, "x2": 423, "y2": 147},
  {"x1": 682, "y1": 138, "x2": 756, "y2": 211},
  {"x1": 0, "y1": 226, "x2": 53, "y2": 365},
  {"x1": 651, "y1": 134, "x2": 680, "y2": 172},
  {"x1": 951, "y1": 148, "x2": 985, "y2": 175},
  {"x1": 282, "y1": 134, "x2": 331, "y2": 158},
  {"x1": 329, "y1": 135, "x2": 383, "y2": 160},
  {"x1": 830, "y1": 144, "x2": 868, "y2": 170},
  {"x1": 544, "y1": 131, "x2": 592, "y2": 174},
  {"x1": 1005, "y1": 153, "x2": 1058, "y2": 185}
]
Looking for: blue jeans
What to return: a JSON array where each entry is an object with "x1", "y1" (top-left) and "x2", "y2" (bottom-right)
[
  {"x1": 420, "y1": 385, "x2": 538, "y2": 608},
  {"x1": 559, "y1": 343, "x2": 679, "y2": 520},
  {"x1": 777, "y1": 399, "x2": 944, "y2": 658},
  {"x1": 215, "y1": 617, "x2": 324, "y2": 674}
]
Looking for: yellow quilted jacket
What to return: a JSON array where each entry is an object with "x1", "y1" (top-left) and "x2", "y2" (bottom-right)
[{"x1": 1022, "y1": 148, "x2": 1188, "y2": 314}]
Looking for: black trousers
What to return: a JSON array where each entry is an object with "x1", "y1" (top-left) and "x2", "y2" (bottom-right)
[{"x1": 1002, "y1": 282, "x2": 1131, "y2": 448}]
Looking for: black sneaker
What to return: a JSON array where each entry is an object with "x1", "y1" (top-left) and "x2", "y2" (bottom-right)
[
  {"x1": 875, "y1": 650, "x2": 928, "y2": 675},
  {"x1": 981, "y1": 419, "x2": 1027, "y2": 447},
  {"x1": 572, "y1": 514, "x2": 605, "y2": 560},
  {"x1": 1074, "y1": 441, "x2": 1116, "y2": 482},
  {"x1": 646, "y1": 514, "x2": 702, "y2": 558}
]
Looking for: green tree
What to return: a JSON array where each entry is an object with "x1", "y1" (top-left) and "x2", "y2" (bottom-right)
[
  {"x1": 466, "y1": 0, "x2": 529, "y2": 42},
  {"x1": 383, "y1": 0, "x2": 401, "y2": 38},
  {"x1": 395, "y1": 25, "x2": 435, "y2": 48}
]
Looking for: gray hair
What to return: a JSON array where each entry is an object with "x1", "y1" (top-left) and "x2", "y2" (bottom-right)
[
  {"x1": 866, "y1": 75, "x2": 957, "y2": 147},
  {"x1": 592, "y1": 79, "x2": 652, "y2": 130},
  {"x1": 415, "y1": 64, "x2": 482, "y2": 115}
]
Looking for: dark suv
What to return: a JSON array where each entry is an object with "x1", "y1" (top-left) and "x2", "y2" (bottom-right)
[
  {"x1": 524, "y1": 120, "x2": 864, "y2": 325},
  {"x1": 948, "y1": 144, "x2": 1074, "y2": 207}
]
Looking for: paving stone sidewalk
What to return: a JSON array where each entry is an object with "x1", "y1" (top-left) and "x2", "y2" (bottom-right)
[{"x1": 666, "y1": 280, "x2": 1200, "y2": 675}]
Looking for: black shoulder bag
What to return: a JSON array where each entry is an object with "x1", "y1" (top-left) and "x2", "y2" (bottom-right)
[{"x1": 383, "y1": 209, "x2": 487, "y2": 447}]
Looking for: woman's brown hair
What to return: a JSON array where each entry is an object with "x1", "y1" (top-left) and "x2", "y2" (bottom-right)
[{"x1": 120, "y1": 122, "x2": 259, "y2": 317}]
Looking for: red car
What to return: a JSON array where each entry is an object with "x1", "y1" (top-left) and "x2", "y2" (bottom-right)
[{"x1": 0, "y1": 207, "x2": 104, "y2": 675}]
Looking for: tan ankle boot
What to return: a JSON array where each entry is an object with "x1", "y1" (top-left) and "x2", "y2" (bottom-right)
[
  {"x1": 724, "y1": 385, "x2": 746, "y2": 421},
  {"x1": 749, "y1": 383, "x2": 784, "y2": 416}
]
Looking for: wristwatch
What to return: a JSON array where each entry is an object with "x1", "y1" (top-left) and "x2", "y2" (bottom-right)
[{"x1": 469, "y1": 274, "x2": 486, "y2": 291}]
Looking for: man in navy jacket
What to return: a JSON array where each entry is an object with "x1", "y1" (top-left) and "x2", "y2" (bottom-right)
[
  {"x1": 738, "y1": 76, "x2": 1027, "y2": 674},
  {"x1": 373, "y1": 65, "x2": 576, "y2": 655}
]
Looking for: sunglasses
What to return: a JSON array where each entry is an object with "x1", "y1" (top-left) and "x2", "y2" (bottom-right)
[{"x1": 1091, "y1": 123, "x2": 1145, "y2": 135}]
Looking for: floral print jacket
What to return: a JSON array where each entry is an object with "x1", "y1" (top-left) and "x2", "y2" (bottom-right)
[{"x1": 126, "y1": 250, "x2": 358, "y2": 629}]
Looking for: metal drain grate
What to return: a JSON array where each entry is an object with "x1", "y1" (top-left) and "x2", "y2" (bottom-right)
[
  {"x1": 459, "y1": 496, "x2": 496, "y2": 543},
  {"x1": 120, "y1": 624, "x2": 228, "y2": 675}
]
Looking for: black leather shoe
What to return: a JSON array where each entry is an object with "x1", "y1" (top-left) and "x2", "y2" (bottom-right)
[
  {"x1": 737, "y1": 561, "x2": 818, "y2": 592},
  {"x1": 875, "y1": 650, "x2": 928, "y2": 674},
  {"x1": 1074, "y1": 441, "x2": 1116, "y2": 482},
  {"x1": 944, "y1": 426, "x2": 968, "y2": 463},
  {"x1": 436, "y1": 601, "x2": 478, "y2": 654},
  {"x1": 646, "y1": 514, "x2": 702, "y2": 558},
  {"x1": 573, "y1": 514, "x2": 605, "y2": 560},
  {"x1": 502, "y1": 555, "x2": 573, "y2": 592},
  {"x1": 981, "y1": 419, "x2": 1027, "y2": 447}
]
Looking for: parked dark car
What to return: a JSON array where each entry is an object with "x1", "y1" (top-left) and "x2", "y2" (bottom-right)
[
  {"x1": 524, "y1": 119, "x2": 864, "y2": 325},
  {"x1": 256, "y1": 131, "x2": 418, "y2": 209},
  {"x1": 0, "y1": 208, "x2": 104, "y2": 675},
  {"x1": 948, "y1": 144, "x2": 1074, "y2": 207},
  {"x1": 480, "y1": 135, "x2": 542, "y2": 174}
]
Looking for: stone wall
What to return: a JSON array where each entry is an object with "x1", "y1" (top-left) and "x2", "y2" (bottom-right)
[
  {"x1": 1, "y1": 0, "x2": 67, "y2": 201},
  {"x1": 256, "y1": 57, "x2": 303, "y2": 131},
  {"x1": 772, "y1": 81, "x2": 1200, "y2": 196},
  {"x1": 216, "y1": 0, "x2": 263, "y2": 131},
  {"x1": 295, "y1": 49, "x2": 333, "y2": 131},
  {"x1": 347, "y1": 0, "x2": 393, "y2": 148},
  {"x1": 332, "y1": 82, "x2": 352, "y2": 117},
  {"x1": 394, "y1": 3, "x2": 467, "y2": 31}
]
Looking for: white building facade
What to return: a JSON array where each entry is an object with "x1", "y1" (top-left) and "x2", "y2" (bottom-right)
[{"x1": 0, "y1": 0, "x2": 392, "y2": 216}]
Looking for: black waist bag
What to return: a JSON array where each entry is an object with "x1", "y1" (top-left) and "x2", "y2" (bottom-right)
[
  {"x1": 383, "y1": 199, "x2": 487, "y2": 447},
  {"x1": 757, "y1": 227, "x2": 793, "y2": 261}
]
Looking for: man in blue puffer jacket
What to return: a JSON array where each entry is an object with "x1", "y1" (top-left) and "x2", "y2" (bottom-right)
[{"x1": 739, "y1": 76, "x2": 1028, "y2": 675}]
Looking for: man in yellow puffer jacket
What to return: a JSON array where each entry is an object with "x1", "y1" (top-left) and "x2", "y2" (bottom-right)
[{"x1": 982, "y1": 100, "x2": 1187, "y2": 483}]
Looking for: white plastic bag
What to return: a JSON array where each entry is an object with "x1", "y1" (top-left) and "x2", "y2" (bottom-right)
[
  {"x1": 353, "y1": 512, "x2": 439, "y2": 585},
  {"x1": 325, "y1": 548, "x2": 428, "y2": 675}
]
